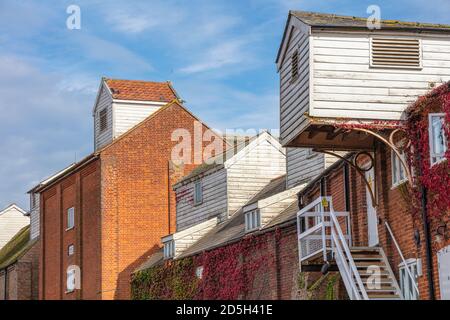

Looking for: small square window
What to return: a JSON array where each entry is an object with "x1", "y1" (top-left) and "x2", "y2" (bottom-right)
[
  {"x1": 429, "y1": 113, "x2": 447, "y2": 166},
  {"x1": 163, "y1": 240, "x2": 175, "y2": 259},
  {"x1": 245, "y1": 209, "x2": 261, "y2": 232},
  {"x1": 194, "y1": 181, "x2": 203, "y2": 205},
  {"x1": 196, "y1": 266, "x2": 204, "y2": 279},
  {"x1": 68, "y1": 244, "x2": 75, "y2": 256},
  {"x1": 99, "y1": 109, "x2": 108, "y2": 133},
  {"x1": 67, "y1": 207, "x2": 75, "y2": 230}
]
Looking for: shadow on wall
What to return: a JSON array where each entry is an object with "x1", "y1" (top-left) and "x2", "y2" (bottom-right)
[{"x1": 114, "y1": 244, "x2": 161, "y2": 300}]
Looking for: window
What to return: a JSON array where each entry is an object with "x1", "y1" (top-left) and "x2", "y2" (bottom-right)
[
  {"x1": 67, "y1": 207, "x2": 75, "y2": 230},
  {"x1": 429, "y1": 113, "x2": 447, "y2": 166},
  {"x1": 67, "y1": 268, "x2": 76, "y2": 292},
  {"x1": 163, "y1": 240, "x2": 175, "y2": 259},
  {"x1": 291, "y1": 50, "x2": 299, "y2": 81},
  {"x1": 391, "y1": 150, "x2": 407, "y2": 187},
  {"x1": 399, "y1": 259, "x2": 419, "y2": 300},
  {"x1": 245, "y1": 209, "x2": 261, "y2": 232},
  {"x1": 99, "y1": 108, "x2": 108, "y2": 133},
  {"x1": 194, "y1": 181, "x2": 203, "y2": 205},
  {"x1": 370, "y1": 38, "x2": 421, "y2": 69},
  {"x1": 68, "y1": 244, "x2": 75, "y2": 256},
  {"x1": 196, "y1": 266, "x2": 204, "y2": 279}
]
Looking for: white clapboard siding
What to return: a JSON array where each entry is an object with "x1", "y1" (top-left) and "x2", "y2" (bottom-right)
[
  {"x1": 113, "y1": 101, "x2": 162, "y2": 138},
  {"x1": 94, "y1": 85, "x2": 113, "y2": 150},
  {"x1": 0, "y1": 205, "x2": 29, "y2": 250},
  {"x1": 310, "y1": 33, "x2": 450, "y2": 120},
  {"x1": 226, "y1": 138, "x2": 286, "y2": 215},
  {"x1": 176, "y1": 168, "x2": 228, "y2": 232},
  {"x1": 173, "y1": 218, "x2": 217, "y2": 257},
  {"x1": 279, "y1": 25, "x2": 311, "y2": 146},
  {"x1": 30, "y1": 193, "x2": 40, "y2": 240},
  {"x1": 286, "y1": 148, "x2": 325, "y2": 188}
]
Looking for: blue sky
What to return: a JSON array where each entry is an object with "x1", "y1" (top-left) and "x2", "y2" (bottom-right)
[{"x1": 0, "y1": 0, "x2": 449, "y2": 209}]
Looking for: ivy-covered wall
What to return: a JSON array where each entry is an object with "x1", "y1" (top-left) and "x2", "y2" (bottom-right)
[{"x1": 132, "y1": 227, "x2": 302, "y2": 300}]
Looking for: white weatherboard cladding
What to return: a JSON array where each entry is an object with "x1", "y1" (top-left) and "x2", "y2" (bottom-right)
[
  {"x1": 175, "y1": 133, "x2": 286, "y2": 232},
  {"x1": 172, "y1": 218, "x2": 217, "y2": 257},
  {"x1": 310, "y1": 32, "x2": 450, "y2": 120},
  {"x1": 113, "y1": 101, "x2": 162, "y2": 138},
  {"x1": 226, "y1": 138, "x2": 286, "y2": 216},
  {"x1": 94, "y1": 85, "x2": 113, "y2": 150},
  {"x1": 30, "y1": 193, "x2": 40, "y2": 240},
  {"x1": 176, "y1": 168, "x2": 227, "y2": 232},
  {"x1": 280, "y1": 24, "x2": 311, "y2": 146},
  {"x1": 257, "y1": 184, "x2": 304, "y2": 226},
  {"x1": 0, "y1": 205, "x2": 29, "y2": 250},
  {"x1": 438, "y1": 245, "x2": 450, "y2": 300},
  {"x1": 286, "y1": 148, "x2": 324, "y2": 188}
]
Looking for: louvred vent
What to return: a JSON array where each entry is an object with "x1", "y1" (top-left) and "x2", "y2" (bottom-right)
[{"x1": 371, "y1": 38, "x2": 421, "y2": 68}]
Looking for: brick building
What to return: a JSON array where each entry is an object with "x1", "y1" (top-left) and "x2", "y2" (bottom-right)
[
  {"x1": 0, "y1": 225, "x2": 40, "y2": 300},
  {"x1": 36, "y1": 79, "x2": 225, "y2": 300}
]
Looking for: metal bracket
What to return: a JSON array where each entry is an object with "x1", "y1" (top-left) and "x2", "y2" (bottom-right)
[{"x1": 314, "y1": 150, "x2": 378, "y2": 207}]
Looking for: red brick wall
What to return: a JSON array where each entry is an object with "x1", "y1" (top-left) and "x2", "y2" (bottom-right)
[
  {"x1": 99, "y1": 102, "x2": 220, "y2": 300},
  {"x1": 39, "y1": 159, "x2": 101, "y2": 300},
  {"x1": 300, "y1": 146, "x2": 426, "y2": 298}
]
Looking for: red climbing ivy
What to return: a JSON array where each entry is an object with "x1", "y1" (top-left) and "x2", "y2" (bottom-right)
[
  {"x1": 403, "y1": 82, "x2": 450, "y2": 220},
  {"x1": 131, "y1": 230, "x2": 285, "y2": 300}
]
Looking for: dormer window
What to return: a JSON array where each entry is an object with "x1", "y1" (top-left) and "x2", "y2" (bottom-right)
[
  {"x1": 291, "y1": 50, "x2": 299, "y2": 82},
  {"x1": 99, "y1": 108, "x2": 108, "y2": 133},
  {"x1": 429, "y1": 113, "x2": 447, "y2": 166},
  {"x1": 370, "y1": 38, "x2": 421, "y2": 69},
  {"x1": 194, "y1": 180, "x2": 203, "y2": 205},
  {"x1": 245, "y1": 209, "x2": 261, "y2": 232},
  {"x1": 163, "y1": 240, "x2": 175, "y2": 259}
]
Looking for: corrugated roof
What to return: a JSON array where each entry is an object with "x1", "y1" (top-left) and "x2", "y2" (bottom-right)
[
  {"x1": 105, "y1": 78, "x2": 178, "y2": 102},
  {"x1": 134, "y1": 250, "x2": 164, "y2": 272},
  {"x1": 291, "y1": 11, "x2": 450, "y2": 32},
  {"x1": 0, "y1": 225, "x2": 35, "y2": 270}
]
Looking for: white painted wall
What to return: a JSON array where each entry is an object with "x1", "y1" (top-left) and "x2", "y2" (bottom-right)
[
  {"x1": 113, "y1": 101, "x2": 163, "y2": 138},
  {"x1": 310, "y1": 32, "x2": 450, "y2": 120},
  {"x1": 0, "y1": 205, "x2": 29, "y2": 250}
]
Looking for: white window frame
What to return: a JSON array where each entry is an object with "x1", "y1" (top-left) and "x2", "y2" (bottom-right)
[
  {"x1": 245, "y1": 209, "x2": 261, "y2": 232},
  {"x1": 66, "y1": 268, "x2": 76, "y2": 293},
  {"x1": 67, "y1": 207, "x2": 75, "y2": 230},
  {"x1": 68, "y1": 244, "x2": 75, "y2": 256},
  {"x1": 429, "y1": 113, "x2": 447, "y2": 166},
  {"x1": 391, "y1": 150, "x2": 408, "y2": 187},
  {"x1": 163, "y1": 240, "x2": 175, "y2": 259},
  {"x1": 193, "y1": 180, "x2": 203, "y2": 206},
  {"x1": 399, "y1": 259, "x2": 419, "y2": 300},
  {"x1": 196, "y1": 266, "x2": 204, "y2": 279}
]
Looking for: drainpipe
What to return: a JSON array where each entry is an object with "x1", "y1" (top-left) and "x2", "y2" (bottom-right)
[{"x1": 418, "y1": 152, "x2": 435, "y2": 300}]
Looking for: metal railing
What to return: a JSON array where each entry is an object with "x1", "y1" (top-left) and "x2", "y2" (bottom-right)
[
  {"x1": 384, "y1": 221, "x2": 419, "y2": 299},
  {"x1": 297, "y1": 196, "x2": 368, "y2": 300}
]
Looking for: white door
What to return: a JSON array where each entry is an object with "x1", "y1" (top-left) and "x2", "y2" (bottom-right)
[{"x1": 365, "y1": 168, "x2": 379, "y2": 247}]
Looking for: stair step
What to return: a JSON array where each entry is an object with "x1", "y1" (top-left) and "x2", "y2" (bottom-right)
[
  {"x1": 351, "y1": 255, "x2": 383, "y2": 260},
  {"x1": 365, "y1": 288, "x2": 397, "y2": 293},
  {"x1": 355, "y1": 262, "x2": 386, "y2": 268},
  {"x1": 368, "y1": 294, "x2": 401, "y2": 300}
]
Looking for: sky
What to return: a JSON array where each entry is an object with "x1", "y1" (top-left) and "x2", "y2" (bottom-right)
[{"x1": 0, "y1": 0, "x2": 449, "y2": 210}]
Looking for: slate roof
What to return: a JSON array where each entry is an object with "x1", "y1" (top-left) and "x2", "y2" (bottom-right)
[
  {"x1": 291, "y1": 11, "x2": 450, "y2": 32},
  {"x1": 0, "y1": 225, "x2": 36, "y2": 270},
  {"x1": 177, "y1": 174, "x2": 290, "y2": 259},
  {"x1": 104, "y1": 78, "x2": 179, "y2": 102}
]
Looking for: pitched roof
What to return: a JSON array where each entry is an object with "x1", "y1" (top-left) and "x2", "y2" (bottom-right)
[
  {"x1": 177, "y1": 175, "x2": 292, "y2": 259},
  {"x1": 0, "y1": 225, "x2": 35, "y2": 270},
  {"x1": 291, "y1": 11, "x2": 450, "y2": 32},
  {"x1": 0, "y1": 203, "x2": 26, "y2": 216},
  {"x1": 104, "y1": 78, "x2": 179, "y2": 102}
]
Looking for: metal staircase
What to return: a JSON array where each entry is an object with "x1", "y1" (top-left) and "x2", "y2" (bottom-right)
[{"x1": 297, "y1": 196, "x2": 403, "y2": 300}]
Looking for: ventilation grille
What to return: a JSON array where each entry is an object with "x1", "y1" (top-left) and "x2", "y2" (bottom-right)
[
  {"x1": 291, "y1": 50, "x2": 299, "y2": 81},
  {"x1": 371, "y1": 38, "x2": 421, "y2": 68},
  {"x1": 99, "y1": 109, "x2": 108, "y2": 133}
]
